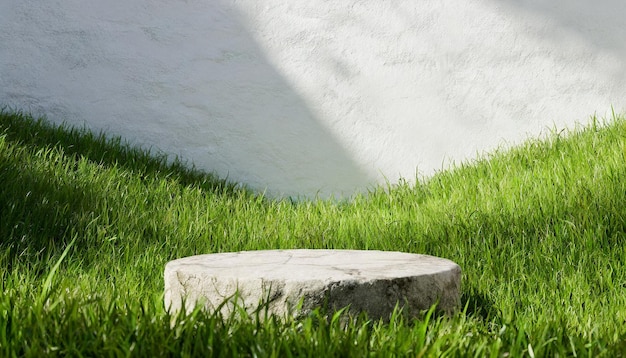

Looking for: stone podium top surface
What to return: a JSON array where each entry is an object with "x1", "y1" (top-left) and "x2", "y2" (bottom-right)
[{"x1": 165, "y1": 249, "x2": 460, "y2": 282}]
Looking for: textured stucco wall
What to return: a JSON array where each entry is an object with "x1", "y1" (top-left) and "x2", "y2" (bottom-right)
[{"x1": 1, "y1": 0, "x2": 625, "y2": 198}]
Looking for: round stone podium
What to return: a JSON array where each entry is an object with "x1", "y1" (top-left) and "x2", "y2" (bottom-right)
[{"x1": 164, "y1": 250, "x2": 461, "y2": 320}]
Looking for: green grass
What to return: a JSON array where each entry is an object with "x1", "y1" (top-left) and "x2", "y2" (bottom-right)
[{"x1": 1, "y1": 108, "x2": 626, "y2": 356}]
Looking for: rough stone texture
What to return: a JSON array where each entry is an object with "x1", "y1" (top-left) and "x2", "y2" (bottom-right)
[{"x1": 164, "y1": 250, "x2": 461, "y2": 320}]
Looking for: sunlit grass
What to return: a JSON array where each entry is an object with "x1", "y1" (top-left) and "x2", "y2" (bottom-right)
[{"x1": 1, "y1": 109, "x2": 626, "y2": 356}]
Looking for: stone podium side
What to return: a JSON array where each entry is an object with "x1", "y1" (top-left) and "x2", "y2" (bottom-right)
[{"x1": 164, "y1": 250, "x2": 461, "y2": 320}]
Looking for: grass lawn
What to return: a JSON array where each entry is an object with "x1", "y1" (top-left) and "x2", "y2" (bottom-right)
[{"x1": 1, "y1": 109, "x2": 626, "y2": 356}]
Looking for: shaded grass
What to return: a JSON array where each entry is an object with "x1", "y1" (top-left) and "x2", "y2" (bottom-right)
[{"x1": 1, "y1": 109, "x2": 626, "y2": 356}]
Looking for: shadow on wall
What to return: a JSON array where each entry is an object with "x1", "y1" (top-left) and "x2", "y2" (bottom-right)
[
  {"x1": 2, "y1": 0, "x2": 625, "y2": 198},
  {"x1": 0, "y1": 0, "x2": 373, "y2": 199},
  {"x1": 496, "y1": 0, "x2": 626, "y2": 55},
  {"x1": 492, "y1": 0, "x2": 626, "y2": 78},
  {"x1": 489, "y1": 0, "x2": 626, "y2": 127},
  {"x1": 227, "y1": 0, "x2": 626, "y2": 190}
]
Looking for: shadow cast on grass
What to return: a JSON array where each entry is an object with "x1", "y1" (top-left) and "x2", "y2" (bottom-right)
[
  {"x1": 460, "y1": 290, "x2": 499, "y2": 322},
  {"x1": 0, "y1": 109, "x2": 243, "y2": 195},
  {"x1": 0, "y1": 148, "x2": 96, "y2": 272},
  {"x1": 0, "y1": 110, "x2": 250, "y2": 272}
]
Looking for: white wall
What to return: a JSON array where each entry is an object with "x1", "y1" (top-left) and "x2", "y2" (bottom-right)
[{"x1": 1, "y1": 0, "x2": 624, "y2": 198}]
